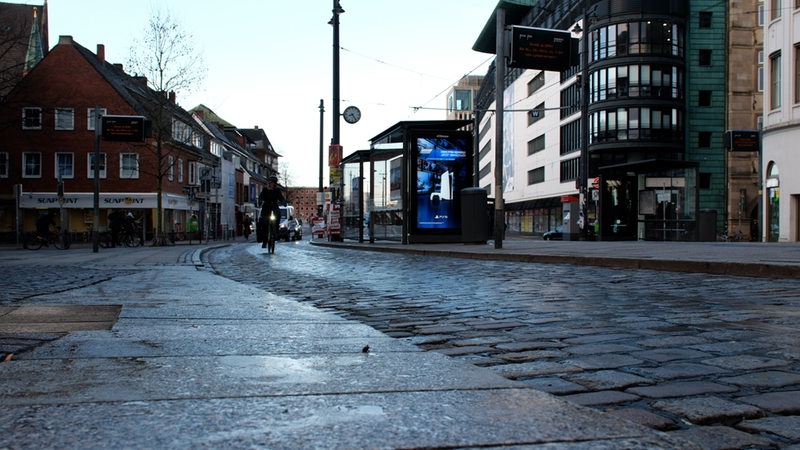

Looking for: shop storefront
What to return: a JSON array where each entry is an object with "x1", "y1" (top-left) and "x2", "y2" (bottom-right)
[{"x1": 16, "y1": 191, "x2": 198, "y2": 242}]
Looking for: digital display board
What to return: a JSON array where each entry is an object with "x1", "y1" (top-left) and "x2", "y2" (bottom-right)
[
  {"x1": 724, "y1": 130, "x2": 760, "y2": 152},
  {"x1": 413, "y1": 132, "x2": 471, "y2": 232},
  {"x1": 509, "y1": 26, "x2": 575, "y2": 71},
  {"x1": 101, "y1": 115, "x2": 147, "y2": 142}
]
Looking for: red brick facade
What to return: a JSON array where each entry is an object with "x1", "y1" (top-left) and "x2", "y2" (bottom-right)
[
  {"x1": 285, "y1": 187, "x2": 327, "y2": 222},
  {"x1": 0, "y1": 37, "x2": 211, "y2": 239}
]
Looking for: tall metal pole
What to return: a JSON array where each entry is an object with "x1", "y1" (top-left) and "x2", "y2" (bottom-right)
[
  {"x1": 332, "y1": 0, "x2": 342, "y2": 146},
  {"x1": 318, "y1": 99, "x2": 325, "y2": 216},
  {"x1": 329, "y1": 0, "x2": 344, "y2": 241},
  {"x1": 92, "y1": 106, "x2": 101, "y2": 253},
  {"x1": 580, "y1": 0, "x2": 590, "y2": 240},
  {"x1": 493, "y1": 7, "x2": 506, "y2": 249}
]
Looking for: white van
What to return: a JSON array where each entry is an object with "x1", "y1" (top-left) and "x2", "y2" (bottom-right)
[{"x1": 279, "y1": 205, "x2": 295, "y2": 223}]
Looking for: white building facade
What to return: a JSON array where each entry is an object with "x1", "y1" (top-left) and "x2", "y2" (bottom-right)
[{"x1": 763, "y1": 3, "x2": 800, "y2": 242}]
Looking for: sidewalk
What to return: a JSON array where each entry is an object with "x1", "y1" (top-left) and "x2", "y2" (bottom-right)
[
  {"x1": 312, "y1": 236, "x2": 800, "y2": 279},
  {"x1": 0, "y1": 243, "x2": 696, "y2": 449}
]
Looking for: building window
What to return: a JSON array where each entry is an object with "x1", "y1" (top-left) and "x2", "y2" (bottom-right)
[
  {"x1": 0, "y1": 152, "x2": 8, "y2": 178},
  {"x1": 592, "y1": 64, "x2": 684, "y2": 100},
  {"x1": 560, "y1": 157, "x2": 580, "y2": 182},
  {"x1": 560, "y1": 82, "x2": 580, "y2": 118},
  {"x1": 590, "y1": 107, "x2": 684, "y2": 144},
  {"x1": 87, "y1": 107, "x2": 107, "y2": 130},
  {"x1": 698, "y1": 90, "x2": 712, "y2": 106},
  {"x1": 795, "y1": 45, "x2": 800, "y2": 103},
  {"x1": 528, "y1": 102, "x2": 545, "y2": 126},
  {"x1": 55, "y1": 153, "x2": 74, "y2": 178},
  {"x1": 23, "y1": 152, "x2": 41, "y2": 177},
  {"x1": 478, "y1": 141, "x2": 491, "y2": 160},
  {"x1": 699, "y1": 172, "x2": 712, "y2": 189},
  {"x1": 770, "y1": 51, "x2": 782, "y2": 109},
  {"x1": 88, "y1": 153, "x2": 107, "y2": 179},
  {"x1": 120, "y1": 153, "x2": 139, "y2": 179},
  {"x1": 178, "y1": 159, "x2": 184, "y2": 183},
  {"x1": 479, "y1": 162, "x2": 491, "y2": 180},
  {"x1": 168, "y1": 156, "x2": 175, "y2": 181},
  {"x1": 172, "y1": 119, "x2": 191, "y2": 144},
  {"x1": 22, "y1": 107, "x2": 42, "y2": 130},
  {"x1": 698, "y1": 131, "x2": 712, "y2": 147},
  {"x1": 758, "y1": 51, "x2": 765, "y2": 92},
  {"x1": 55, "y1": 108, "x2": 74, "y2": 130},
  {"x1": 527, "y1": 166, "x2": 545, "y2": 185},
  {"x1": 188, "y1": 161, "x2": 198, "y2": 185},
  {"x1": 771, "y1": 0, "x2": 782, "y2": 20},
  {"x1": 560, "y1": 120, "x2": 581, "y2": 155},
  {"x1": 592, "y1": 21, "x2": 684, "y2": 62},
  {"x1": 699, "y1": 11, "x2": 712, "y2": 27},
  {"x1": 699, "y1": 49, "x2": 712, "y2": 66},
  {"x1": 527, "y1": 135, "x2": 546, "y2": 155},
  {"x1": 527, "y1": 71, "x2": 545, "y2": 96}
]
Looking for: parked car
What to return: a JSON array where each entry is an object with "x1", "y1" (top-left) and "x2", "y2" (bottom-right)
[
  {"x1": 278, "y1": 218, "x2": 303, "y2": 241},
  {"x1": 542, "y1": 225, "x2": 564, "y2": 240}
]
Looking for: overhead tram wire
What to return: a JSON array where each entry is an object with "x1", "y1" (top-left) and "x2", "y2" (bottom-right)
[{"x1": 340, "y1": 43, "x2": 495, "y2": 117}]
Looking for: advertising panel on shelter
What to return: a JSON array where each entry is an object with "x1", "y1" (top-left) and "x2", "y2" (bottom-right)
[{"x1": 411, "y1": 131, "x2": 472, "y2": 237}]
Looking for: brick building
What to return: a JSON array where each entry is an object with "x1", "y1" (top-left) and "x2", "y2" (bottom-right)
[
  {"x1": 285, "y1": 187, "x2": 327, "y2": 223},
  {"x1": 0, "y1": 36, "x2": 220, "y2": 241}
]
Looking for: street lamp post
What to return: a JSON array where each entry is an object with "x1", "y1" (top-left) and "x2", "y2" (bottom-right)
[
  {"x1": 493, "y1": 7, "x2": 506, "y2": 249},
  {"x1": 580, "y1": 9, "x2": 590, "y2": 241},
  {"x1": 331, "y1": 0, "x2": 343, "y2": 147},
  {"x1": 318, "y1": 99, "x2": 325, "y2": 216}
]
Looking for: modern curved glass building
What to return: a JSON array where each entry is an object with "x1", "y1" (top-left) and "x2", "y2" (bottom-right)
[{"x1": 474, "y1": 0, "x2": 750, "y2": 241}]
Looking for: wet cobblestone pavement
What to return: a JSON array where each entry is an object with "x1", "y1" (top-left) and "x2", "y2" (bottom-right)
[{"x1": 208, "y1": 242, "x2": 800, "y2": 449}]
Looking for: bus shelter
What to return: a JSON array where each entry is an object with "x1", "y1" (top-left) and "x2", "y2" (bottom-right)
[{"x1": 339, "y1": 120, "x2": 473, "y2": 244}]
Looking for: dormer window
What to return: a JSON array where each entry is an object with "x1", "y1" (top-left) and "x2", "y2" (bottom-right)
[{"x1": 22, "y1": 107, "x2": 42, "y2": 130}]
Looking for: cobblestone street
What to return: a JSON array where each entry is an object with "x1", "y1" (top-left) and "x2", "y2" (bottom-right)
[{"x1": 208, "y1": 242, "x2": 800, "y2": 449}]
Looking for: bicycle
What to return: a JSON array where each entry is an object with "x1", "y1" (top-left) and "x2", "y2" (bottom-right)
[
  {"x1": 24, "y1": 229, "x2": 71, "y2": 250},
  {"x1": 262, "y1": 211, "x2": 278, "y2": 254},
  {"x1": 121, "y1": 226, "x2": 144, "y2": 247}
]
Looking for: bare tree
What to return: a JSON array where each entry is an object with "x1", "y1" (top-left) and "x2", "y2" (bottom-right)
[
  {"x1": 279, "y1": 161, "x2": 295, "y2": 203},
  {"x1": 0, "y1": 4, "x2": 45, "y2": 131},
  {"x1": 125, "y1": 9, "x2": 206, "y2": 245}
]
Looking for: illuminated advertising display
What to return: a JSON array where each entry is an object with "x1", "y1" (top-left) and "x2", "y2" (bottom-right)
[{"x1": 412, "y1": 132, "x2": 472, "y2": 233}]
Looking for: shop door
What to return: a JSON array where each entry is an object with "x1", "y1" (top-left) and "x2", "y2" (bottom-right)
[{"x1": 602, "y1": 176, "x2": 637, "y2": 240}]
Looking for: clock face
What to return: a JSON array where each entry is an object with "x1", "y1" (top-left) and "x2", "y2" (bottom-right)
[{"x1": 343, "y1": 106, "x2": 361, "y2": 124}]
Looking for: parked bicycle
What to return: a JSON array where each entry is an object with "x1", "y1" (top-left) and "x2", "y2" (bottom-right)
[
  {"x1": 24, "y1": 229, "x2": 70, "y2": 250},
  {"x1": 99, "y1": 227, "x2": 143, "y2": 248},
  {"x1": 121, "y1": 226, "x2": 144, "y2": 247}
]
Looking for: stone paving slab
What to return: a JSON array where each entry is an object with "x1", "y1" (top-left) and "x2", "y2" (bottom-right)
[
  {"x1": 738, "y1": 390, "x2": 800, "y2": 414},
  {"x1": 19, "y1": 331, "x2": 409, "y2": 359},
  {"x1": 737, "y1": 416, "x2": 800, "y2": 441},
  {"x1": 0, "y1": 389, "x2": 696, "y2": 450},
  {"x1": 719, "y1": 370, "x2": 800, "y2": 388},
  {"x1": 627, "y1": 381, "x2": 739, "y2": 399},
  {"x1": 667, "y1": 425, "x2": 781, "y2": 450},
  {"x1": 651, "y1": 397, "x2": 764, "y2": 425},
  {"x1": 0, "y1": 351, "x2": 520, "y2": 406}
]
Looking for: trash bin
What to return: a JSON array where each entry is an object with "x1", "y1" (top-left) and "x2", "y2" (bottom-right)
[
  {"x1": 461, "y1": 188, "x2": 489, "y2": 244},
  {"x1": 697, "y1": 209, "x2": 716, "y2": 242}
]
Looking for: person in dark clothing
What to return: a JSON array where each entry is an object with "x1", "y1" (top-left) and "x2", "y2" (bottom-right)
[
  {"x1": 108, "y1": 210, "x2": 124, "y2": 247},
  {"x1": 36, "y1": 211, "x2": 56, "y2": 237},
  {"x1": 258, "y1": 176, "x2": 286, "y2": 248},
  {"x1": 242, "y1": 214, "x2": 253, "y2": 240}
]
